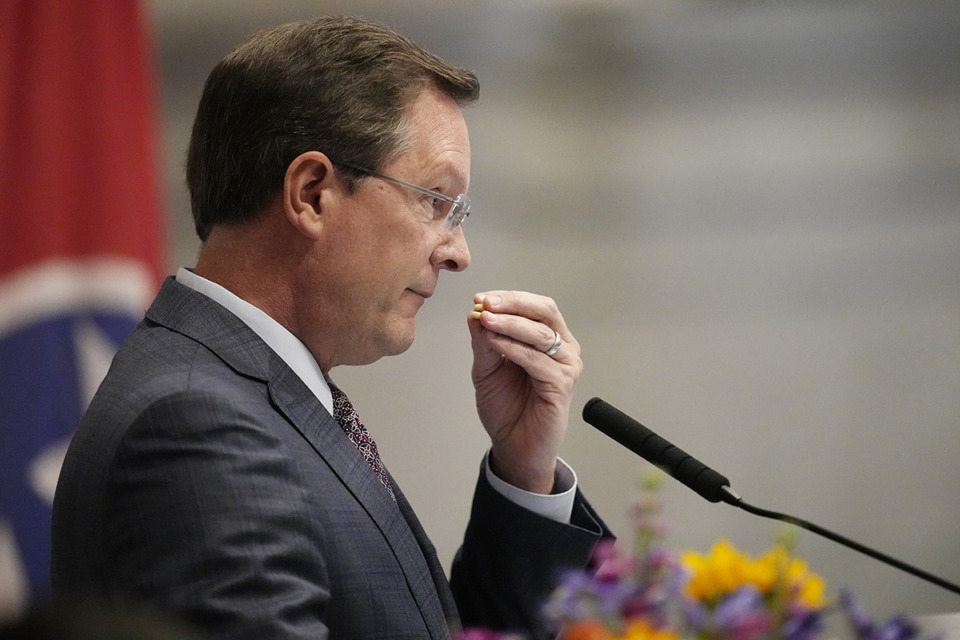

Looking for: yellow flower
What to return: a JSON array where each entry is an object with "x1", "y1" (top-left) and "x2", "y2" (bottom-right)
[
  {"x1": 785, "y1": 557, "x2": 827, "y2": 608},
  {"x1": 620, "y1": 619, "x2": 681, "y2": 640},
  {"x1": 754, "y1": 546, "x2": 788, "y2": 593},
  {"x1": 759, "y1": 546, "x2": 827, "y2": 609},
  {"x1": 621, "y1": 619, "x2": 681, "y2": 640},
  {"x1": 682, "y1": 541, "x2": 827, "y2": 610},
  {"x1": 681, "y1": 539, "x2": 758, "y2": 601}
]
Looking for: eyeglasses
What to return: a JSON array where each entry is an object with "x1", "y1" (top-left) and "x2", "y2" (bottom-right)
[{"x1": 334, "y1": 159, "x2": 471, "y2": 233}]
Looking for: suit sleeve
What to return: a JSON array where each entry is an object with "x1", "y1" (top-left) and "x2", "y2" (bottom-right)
[{"x1": 449, "y1": 463, "x2": 613, "y2": 640}]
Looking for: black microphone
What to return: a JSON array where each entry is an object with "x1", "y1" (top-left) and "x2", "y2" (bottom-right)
[
  {"x1": 582, "y1": 396, "x2": 737, "y2": 505},
  {"x1": 582, "y1": 396, "x2": 960, "y2": 597}
]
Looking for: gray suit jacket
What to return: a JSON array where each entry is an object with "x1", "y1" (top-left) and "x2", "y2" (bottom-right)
[{"x1": 52, "y1": 278, "x2": 608, "y2": 639}]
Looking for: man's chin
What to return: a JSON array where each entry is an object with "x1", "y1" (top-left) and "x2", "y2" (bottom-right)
[
  {"x1": 377, "y1": 319, "x2": 417, "y2": 359},
  {"x1": 388, "y1": 325, "x2": 417, "y2": 356}
]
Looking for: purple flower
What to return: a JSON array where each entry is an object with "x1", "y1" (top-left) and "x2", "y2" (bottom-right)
[
  {"x1": 680, "y1": 587, "x2": 774, "y2": 640},
  {"x1": 839, "y1": 588, "x2": 929, "y2": 640},
  {"x1": 711, "y1": 587, "x2": 774, "y2": 640},
  {"x1": 644, "y1": 547, "x2": 681, "y2": 574},
  {"x1": 683, "y1": 599, "x2": 709, "y2": 632},
  {"x1": 543, "y1": 569, "x2": 632, "y2": 623},
  {"x1": 840, "y1": 588, "x2": 874, "y2": 638},
  {"x1": 592, "y1": 539, "x2": 640, "y2": 583},
  {"x1": 783, "y1": 609, "x2": 824, "y2": 640},
  {"x1": 872, "y1": 615, "x2": 920, "y2": 640}
]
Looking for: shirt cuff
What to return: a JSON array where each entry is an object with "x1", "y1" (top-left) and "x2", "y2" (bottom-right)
[{"x1": 483, "y1": 451, "x2": 577, "y2": 524}]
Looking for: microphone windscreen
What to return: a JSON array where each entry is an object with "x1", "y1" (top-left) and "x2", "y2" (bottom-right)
[{"x1": 582, "y1": 397, "x2": 732, "y2": 503}]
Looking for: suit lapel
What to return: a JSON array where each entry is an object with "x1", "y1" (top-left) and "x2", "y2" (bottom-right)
[
  {"x1": 148, "y1": 278, "x2": 454, "y2": 639},
  {"x1": 268, "y1": 371, "x2": 454, "y2": 639}
]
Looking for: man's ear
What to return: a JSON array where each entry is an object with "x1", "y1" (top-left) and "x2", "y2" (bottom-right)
[{"x1": 283, "y1": 151, "x2": 336, "y2": 239}]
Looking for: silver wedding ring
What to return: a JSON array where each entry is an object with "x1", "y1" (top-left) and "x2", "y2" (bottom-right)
[{"x1": 545, "y1": 331, "x2": 562, "y2": 357}]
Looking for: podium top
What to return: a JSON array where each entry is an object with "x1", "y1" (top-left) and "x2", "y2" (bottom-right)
[{"x1": 919, "y1": 613, "x2": 960, "y2": 639}]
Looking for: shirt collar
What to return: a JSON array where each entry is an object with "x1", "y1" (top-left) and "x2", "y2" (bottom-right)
[{"x1": 175, "y1": 267, "x2": 333, "y2": 414}]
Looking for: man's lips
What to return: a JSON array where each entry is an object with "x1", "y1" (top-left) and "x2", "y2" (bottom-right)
[{"x1": 408, "y1": 286, "x2": 434, "y2": 299}]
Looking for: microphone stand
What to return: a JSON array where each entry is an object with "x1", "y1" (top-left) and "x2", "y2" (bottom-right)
[{"x1": 717, "y1": 486, "x2": 960, "y2": 596}]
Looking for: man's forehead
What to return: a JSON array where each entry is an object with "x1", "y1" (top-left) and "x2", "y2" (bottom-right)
[{"x1": 392, "y1": 91, "x2": 471, "y2": 182}]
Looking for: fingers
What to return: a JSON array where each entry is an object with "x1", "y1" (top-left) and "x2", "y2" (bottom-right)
[{"x1": 467, "y1": 290, "x2": 581, "y2": 368}]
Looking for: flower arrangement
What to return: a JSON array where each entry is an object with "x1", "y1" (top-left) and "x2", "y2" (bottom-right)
[{"x1": 460, "y1": 471, "x2": 939, "y2": 640}]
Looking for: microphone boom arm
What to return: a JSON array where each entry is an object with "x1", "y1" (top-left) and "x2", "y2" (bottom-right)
[
  {"x1": 720, "y1": 486, "x2": 960, "y2": 596},
  {"x1": 583, "y1": 397, "x2": 960, "y2": 597}
]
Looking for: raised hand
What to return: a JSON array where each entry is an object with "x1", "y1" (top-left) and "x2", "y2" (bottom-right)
[{"x1": 468, "y1": 290, "x2": 583, "y2": 494}]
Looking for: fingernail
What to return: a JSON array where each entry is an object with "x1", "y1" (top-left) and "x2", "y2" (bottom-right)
[{"x1": 485, "y1": 294, "x2": 501, "y2": 306}]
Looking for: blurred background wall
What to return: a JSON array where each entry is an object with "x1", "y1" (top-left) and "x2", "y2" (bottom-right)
[{"x1": 151, "y1": 0, "x2": 960, "y2": 619}]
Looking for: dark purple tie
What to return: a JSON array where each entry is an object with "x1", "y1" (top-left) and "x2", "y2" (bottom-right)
[{"x1": 329, "y1": 383, "x2": 395, "y2": 501}]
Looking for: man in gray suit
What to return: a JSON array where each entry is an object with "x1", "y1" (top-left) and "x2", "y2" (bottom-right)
[{"x1": 52, "y1": 16, "x2": 609, "y2": 640}]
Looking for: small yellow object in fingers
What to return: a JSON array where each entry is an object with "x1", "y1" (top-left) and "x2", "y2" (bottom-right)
[{"x1": 470, "y1": 302, "x2": 484, "y2": 319}]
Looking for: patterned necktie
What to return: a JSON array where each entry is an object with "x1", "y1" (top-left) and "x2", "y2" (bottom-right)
[{"x1": 329, "y1": 383, "x2": 395, "y2": 501}]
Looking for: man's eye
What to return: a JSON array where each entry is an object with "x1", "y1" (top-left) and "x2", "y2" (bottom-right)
[{"x1": 425, "y1": 195, "x2": 448, "y2": 220}]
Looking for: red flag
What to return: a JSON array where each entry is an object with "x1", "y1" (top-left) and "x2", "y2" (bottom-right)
[{"x1": 0, "y1": 0, "x2": 165, "y2": 615}]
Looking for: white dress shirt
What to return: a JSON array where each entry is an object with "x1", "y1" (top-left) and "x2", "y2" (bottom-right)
[{"x1": 175, "y1": 267, "x2": 576, "y2": 522}]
